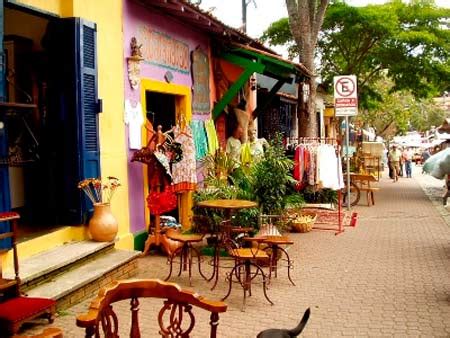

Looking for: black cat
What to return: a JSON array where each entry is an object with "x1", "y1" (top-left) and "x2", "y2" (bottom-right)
[{"x1": 256, "y1": 308, "x2": 310, "y2": 338}]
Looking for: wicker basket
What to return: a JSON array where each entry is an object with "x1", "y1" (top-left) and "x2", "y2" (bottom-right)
[{"x1": 291, "y1": 212, "x2": 317, "y2": 233}]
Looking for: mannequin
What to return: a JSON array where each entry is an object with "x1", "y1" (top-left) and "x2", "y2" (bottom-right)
[
  {"x1": 226, "y1": 125, "x2": 244, "y2": 166},
  {"x1": 248, "y1": 122, "x2": 268, "y2": 162}
]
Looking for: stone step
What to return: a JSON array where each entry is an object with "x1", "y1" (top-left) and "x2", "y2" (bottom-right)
[
  {"x1": 26, "y1": 248, "x2": 141, "y2": 309},
  {"x1": 4, "y1": 240, "x2": 115, "y2": 287}
]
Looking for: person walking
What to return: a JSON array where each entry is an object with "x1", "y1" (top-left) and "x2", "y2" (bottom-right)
[
  {"x1": 388, "y1": 145, "x2": 402, "y2": 182},
  {"x1": 403, "y1": 147, "x2": 413, "y2": 178}
]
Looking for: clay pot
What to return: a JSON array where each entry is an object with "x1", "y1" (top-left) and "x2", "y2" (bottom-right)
[{"x1": 89, "y1": 203, "x2": 118, "y2": 242}]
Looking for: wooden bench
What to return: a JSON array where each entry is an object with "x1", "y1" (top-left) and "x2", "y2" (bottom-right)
[{"x1": 351, "y1": 173, "x2": 379, "y2": 206}]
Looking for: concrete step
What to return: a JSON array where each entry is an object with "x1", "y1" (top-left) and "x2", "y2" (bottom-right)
[
  {"x1": 26, "y1": 249, "x2": 140, "y2": 305},
  {"x1": 4, "y1": 241, "x2": 115, "y2": 287},
  {"x1": 4, "y1": 240, "x2": 141, "y2": 309}
]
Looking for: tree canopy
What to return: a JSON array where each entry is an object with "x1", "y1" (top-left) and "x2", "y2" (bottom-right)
[
  {"x1": 262, "y1": 0, "x2": 450, "y2": 109},
  {"x1": 359, "y1": 76, "x2": 446, "y2": 138}
]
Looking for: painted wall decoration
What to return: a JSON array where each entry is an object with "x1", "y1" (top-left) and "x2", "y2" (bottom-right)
[
  {"x1": 191, "y1": 47, "x2": 211, "y2": 115},
  {"x1": 136, "y1": 25, "x2": 190, "y2": 74}
]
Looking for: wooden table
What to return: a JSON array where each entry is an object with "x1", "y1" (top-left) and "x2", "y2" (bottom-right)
[
  {"x1": 196, "y1": 199, "x2": 258, "y2": 290},
  {"x1": 196, "y1": 199, "x2": 258, "y2": 212},
  {"x1": 350, "y1": 173, "x2": 379, "y2": 206}
]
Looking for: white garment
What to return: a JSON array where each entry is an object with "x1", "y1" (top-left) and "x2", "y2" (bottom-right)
[
  {"x1": 317, "y1": 144, "x2": 344, "y2": 190},
  {"x1": 124, "y1": 100, "x2": 144, "y2": 149}
]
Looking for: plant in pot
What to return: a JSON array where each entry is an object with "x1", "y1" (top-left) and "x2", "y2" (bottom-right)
[
  {"x1": 78, "y1": 176, "x2": 121, "y2": 242},
  {"x1": 249, "y1": 135, "x2": 304, "y2": 234}
]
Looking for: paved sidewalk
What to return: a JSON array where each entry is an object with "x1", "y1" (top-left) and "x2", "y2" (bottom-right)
[{"x1": 21, "y1": 168, "x2": 450, "y2": 337}]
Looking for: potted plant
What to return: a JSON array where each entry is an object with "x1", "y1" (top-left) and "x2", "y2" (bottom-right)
[{"x1": 78, "y1": 176, "x2": 121, "y2": 242}]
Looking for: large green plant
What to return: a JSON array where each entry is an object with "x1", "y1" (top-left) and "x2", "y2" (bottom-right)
[{"x1": 250, "y1": 136, "x2": 295, "y2": 214}]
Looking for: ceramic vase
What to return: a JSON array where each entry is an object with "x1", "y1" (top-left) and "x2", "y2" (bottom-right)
[{"x1": 89, "y1": 203, "x2": 118, "y2": 242}]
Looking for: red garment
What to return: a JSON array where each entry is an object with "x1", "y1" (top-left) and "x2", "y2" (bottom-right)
[
  {"x1": 293, "y1": 147, "x2": 301, "y2": 180},
  {"x1": 147, "y1": 186, "x2": 177, "y2": 215}
]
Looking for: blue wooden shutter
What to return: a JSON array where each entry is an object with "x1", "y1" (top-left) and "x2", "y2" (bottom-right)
[
  {"x1": 0, "y1": 1, "x2": 12, "y2": 249},
  {"x1": 76, "y1": 19, "x2": 101, "y2": 219},
  {"x1": 52, "y1": 18, "x2": 100, "y2": 224}
]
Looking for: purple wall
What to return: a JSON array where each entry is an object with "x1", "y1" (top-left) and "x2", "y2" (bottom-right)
[{"x1": 123, "y1": 0, "x2": 210, "y2": 233}]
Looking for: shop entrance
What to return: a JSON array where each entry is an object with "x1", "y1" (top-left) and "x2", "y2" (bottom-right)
[
  {"x1": 0, "y1": 5, "x2": 100, "y2": 242},
  {"x1": 145, "y1": 91, "x2": 178, "y2": 222}
]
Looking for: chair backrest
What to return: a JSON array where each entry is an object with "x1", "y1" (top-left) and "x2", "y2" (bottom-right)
[
  {"x1": 0, "y1": 212, "x2": 21, "y2": 300},
  {"x1": 76, "y1": 279, "x2": 227, "y2": 338}
]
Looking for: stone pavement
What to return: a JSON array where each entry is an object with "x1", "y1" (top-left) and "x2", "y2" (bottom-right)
[{"x1": 20, "y1": 167, "x2": 450, "y2": 337}]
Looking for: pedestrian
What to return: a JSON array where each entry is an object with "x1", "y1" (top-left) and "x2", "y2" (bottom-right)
[
  {"x1": 422, "y1": 148, "x2": 431, "y2": 163},
  {"x1": 402, "y1": 147, "x2": 413, "y2": 178},
  {"x1": 388, "y1": 145, "x2": 402, "y2": 182}
]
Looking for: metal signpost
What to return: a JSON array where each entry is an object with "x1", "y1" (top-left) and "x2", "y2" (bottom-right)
[{"x1": 334, "y1": 75, "x2": 358, "y2": 210}]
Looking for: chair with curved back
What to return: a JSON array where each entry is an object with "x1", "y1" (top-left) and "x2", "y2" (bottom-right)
[
  {"x1": 76, "y1": 279, "x2": 227, "y2": 338},
  {"x1": 221, "y1": 227, "x2": 273, "y2": 311}
]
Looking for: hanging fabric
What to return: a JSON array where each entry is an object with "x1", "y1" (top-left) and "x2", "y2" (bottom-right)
[
  {"x1": 190, "y1": 120, "x2": 208, "y2": 160},
  {"x1": 147, "y1": 185, "x2": 177, "y2": 215},
  {"x1": 204, "y1": 119, "x2": 219, "y2": 155},
  {"x1": 124, "y1": 100, "x2": 144, "y2": 149},
  {"x1": 172, "y1": 124, "x2": 197, "y2": 192},
  {"x1": 293, "y1": 141, "x2": 343, "y2": 191}
]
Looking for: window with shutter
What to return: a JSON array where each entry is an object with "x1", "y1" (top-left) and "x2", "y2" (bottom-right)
[{"x1": 47, "y1": 18, "x2": 100, "y2": 225}]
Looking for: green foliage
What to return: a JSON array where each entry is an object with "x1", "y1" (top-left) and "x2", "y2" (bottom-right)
[
  {"x1": 302, "y1": 187, "x2": 338, "y2": 204},
  {"x1": 250, "y1": 135, "x2": 294, "y2": 214},
  {"x1": 193, "y1": 134, "x2": 296, "y2": 228},
  {"x1": 261, "y1": 0, "x2": 450, "y2": 105},
  {"x1": 359, "y1": 76, "x2": 447, "y2": 137}
]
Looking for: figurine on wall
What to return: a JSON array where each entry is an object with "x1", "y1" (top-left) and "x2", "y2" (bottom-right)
[
  {"x1": 130, "y1": 37, "x2": 143, "y2": 58},
  {"x1": 127, "y1": 36, "x2": 144, "y2": 90}
]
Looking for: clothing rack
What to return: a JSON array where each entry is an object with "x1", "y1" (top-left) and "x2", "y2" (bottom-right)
[{"x1": 294, "y1": 137, "x2": 344, "y2": 235}]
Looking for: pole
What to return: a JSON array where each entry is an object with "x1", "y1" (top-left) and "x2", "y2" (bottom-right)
[
  {"x1": 345, "y1": 116, "x2": 351, "y2": 210},
  {"x1": 242, "y1": 0, "x2": 247, "y2": 33}
]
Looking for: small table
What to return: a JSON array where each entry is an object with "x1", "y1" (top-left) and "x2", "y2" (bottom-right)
[
  {"x1": 350, "y1": 173, "x2": 379, "y2": 206},
  {"x1": 196, "y1": 199, "x2": 258, "y2": 290}
]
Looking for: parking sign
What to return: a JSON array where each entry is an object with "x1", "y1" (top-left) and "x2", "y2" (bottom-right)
[{"x1": 334, "y1": 75, "x2": 358, "y2": 116}]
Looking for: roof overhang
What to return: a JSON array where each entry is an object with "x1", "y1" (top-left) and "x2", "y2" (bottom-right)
[
  {"x1": 212, "y1": 44, "x2": 312, "y2": 119},
  {"x1": 132, "y1": 0, "x2": 275, "y2": 54}
]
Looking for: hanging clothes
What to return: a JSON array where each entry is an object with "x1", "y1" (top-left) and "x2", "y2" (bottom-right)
[
  {"x1": 293, "y1": 142, "x2": 343, "y2": 191},
  {"x1": 241, "y1": 142, "x2": 252, "y2": 166},
  {"x1": 124, "y1": 100, "x2": 144, "y2": 150},
  {"x1": 190, "y1": 120, "x2": 208, "y2": 160},
  {"x1": 204, "y1": 119, "x2": 219, "y2": 155},
  {"x1": 172, "y1": 125, "x2": 197, "y2": 192}
]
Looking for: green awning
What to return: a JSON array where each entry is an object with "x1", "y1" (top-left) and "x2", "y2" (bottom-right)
[{"x1": 212, "y1": 44, "x2": 311, "y2": 120}]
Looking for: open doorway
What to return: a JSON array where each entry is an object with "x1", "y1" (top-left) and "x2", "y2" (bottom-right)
[
  {"x1": 145, "y1": 91, "x2": 178, "y2": 221},
  {"x1": 1, "y1": 6, "x2": 95, "y2": 242}
]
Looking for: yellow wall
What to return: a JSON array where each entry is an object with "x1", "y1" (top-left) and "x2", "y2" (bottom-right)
[{"x1": 12, "y1": 0, "x2": 133, "y2": 249}]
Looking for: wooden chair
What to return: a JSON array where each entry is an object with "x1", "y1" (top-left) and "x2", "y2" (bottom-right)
[
  {"x1": 76, "y1": 279, "x2": 227, "y2": 338},
  {"x1": 0, "y1": 212, "x2": 56, "y2": 336},
  {"x1": 164, "y1": 228, "x2": 207, "y2": 286},
  {"x1": 221, "y1": 232, "x2": 273, "y2": 311}
]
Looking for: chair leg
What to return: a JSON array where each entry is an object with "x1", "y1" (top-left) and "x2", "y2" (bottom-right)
[
  {"x1": 191, "y1": 246, "x2": 208, "y2": 281},
  {"x1": 279, "y1": 246, "x2": 295, "y2": 286},
  {"x1": 165, "y1": 246, "x2": 183, "y2": 282}
]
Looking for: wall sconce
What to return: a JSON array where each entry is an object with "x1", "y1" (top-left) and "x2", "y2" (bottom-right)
[{"x1": 127, "y1": 36, "x2": 144, "y2": 90}]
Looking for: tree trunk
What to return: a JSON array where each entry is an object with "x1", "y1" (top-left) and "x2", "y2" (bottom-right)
[{"x1": 286, "y1": 0, "x2": 329, "y2": 138}]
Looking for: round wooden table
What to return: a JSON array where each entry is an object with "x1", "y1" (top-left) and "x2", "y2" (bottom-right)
[{"x1": 196, "y1": 199, "x2": 258, "y2": 211}]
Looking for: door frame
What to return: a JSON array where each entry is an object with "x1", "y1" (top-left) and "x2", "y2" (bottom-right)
[{"x1": 140, "y1": 78, "x2": 192, "y2": 228}]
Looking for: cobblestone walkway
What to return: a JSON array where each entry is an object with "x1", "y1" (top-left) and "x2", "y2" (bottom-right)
[{"x1": 21, "y1": 168, "x2": 450, "y2": 337}]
